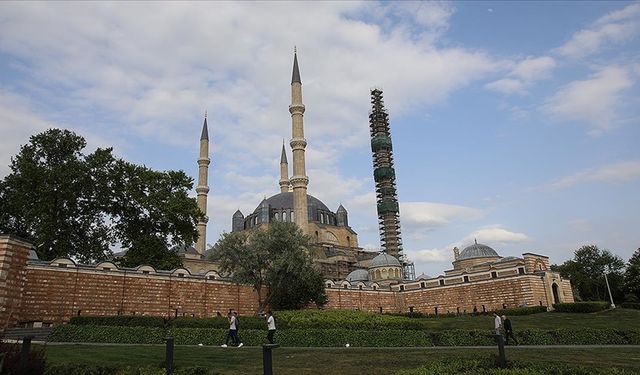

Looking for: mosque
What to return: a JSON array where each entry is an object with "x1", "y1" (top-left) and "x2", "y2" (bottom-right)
[
  {"x1": 0, "y1": 51, "x2": 575, "y2": 328},
  {"x1": 185, "y1": 51, "x2": 406, "y2": 283}
]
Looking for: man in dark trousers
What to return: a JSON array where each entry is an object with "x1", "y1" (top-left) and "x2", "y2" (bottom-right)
[
  {"x1": 501, "y1": 315, "x2": 519, "y2": 345},
  {"x1": 266, "y1": 310, "x2": 276, "y2": 344}
]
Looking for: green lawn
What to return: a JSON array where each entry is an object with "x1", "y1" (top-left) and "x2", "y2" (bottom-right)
[
  {"x1": 407, "y1": 308, "x2": 640, "y2": 331},
  {"x1": 43, "y1": 345, "x2": 640, "y2": 374}
]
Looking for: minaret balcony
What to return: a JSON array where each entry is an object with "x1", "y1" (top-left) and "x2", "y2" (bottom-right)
[
  {"x1": 289, "y1": 103, "x2": 306, "y2": 114},
  {"x1": 289, "y1": 138, "x2": 307, "y2": 150}
]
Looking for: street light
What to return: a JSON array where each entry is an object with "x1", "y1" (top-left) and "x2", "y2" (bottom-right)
[{"x1": 604, "y1": 267, "x2": 616, "y2": 309}]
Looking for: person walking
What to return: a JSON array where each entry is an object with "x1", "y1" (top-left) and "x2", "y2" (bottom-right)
[
  {"x1": 502, "y1": 315, "x2": 519, "y2": 345},
  {"x1": 222, "y1": 310, "x2": 242, "y2": 347},
  {"x1": 493, "y1": 312, "x2": 502, "y2": 335},
  {"x1": 233, "y1": 311, "x2": 244, "y2": 348},
  {"x1": 266, "y1": 310, "x2": 276, "y2": 344}
]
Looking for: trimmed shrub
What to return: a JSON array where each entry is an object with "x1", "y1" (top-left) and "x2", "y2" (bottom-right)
[
  {"x1": 553, "y1": 302, "x2": 610, "y2": 313},
  {"x1": 171, "y1": 315, "x2": 265, "y2": 329},
  {"x1": 48, "y1": 325, "x2": 166, "y2": 344},
  {"x1": 497, "y1": 306, "x2": 547, "y2": 316},
  {"x1": 70, "y1": 315, "x2": 166, "y2": 327},
  {"x1": 45, "y1": 365, "x2": 222, "y2": 375},
  {"x1": 394, "y1": 358, "x2": 633, "y2": 375}
]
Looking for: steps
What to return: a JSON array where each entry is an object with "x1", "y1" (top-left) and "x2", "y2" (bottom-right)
[{"x1": 1, "y1": 327, "x2": 52, "y2": 342}]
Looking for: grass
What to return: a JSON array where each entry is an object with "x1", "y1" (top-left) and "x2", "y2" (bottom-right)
[
  {"x1": 43, "y1": 345, "x2": 640, "y2": 374},
  {"x1": 394, "y1": 308, "x2": 640, "y2": 330}
]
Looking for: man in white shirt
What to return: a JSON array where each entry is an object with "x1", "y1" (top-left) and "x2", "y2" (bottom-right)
[
  {"x1": 493, "y1": 312, "x2": 502, "y2": 334},
  {"x1": 221, "y1": 310, "x2": 243, "y2": 347},
  {"x1": 266, "y1": 310, "x2": 276, "y2": 344}
]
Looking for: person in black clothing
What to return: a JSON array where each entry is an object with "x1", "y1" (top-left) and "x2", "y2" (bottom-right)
[{"x1": 501, "y1": 315, "x2": 519, "y2": 345}]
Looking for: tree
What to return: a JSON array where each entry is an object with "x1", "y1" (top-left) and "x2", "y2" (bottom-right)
[
  {"x1": 0, "y1": 129, "x2": 112, "y2": 262},
  {"x1": 210, "y1": 221, "x2": 327, "y2": 312},
  {"x1": 624, "y1": 248, "x2": 640, "y2": 301},
  {"x1": 0, "y1": 128, "x2": 203, "y2": 269},
  {"x1": 552, "y1": 245, "x2": 625, "y2": 302}
]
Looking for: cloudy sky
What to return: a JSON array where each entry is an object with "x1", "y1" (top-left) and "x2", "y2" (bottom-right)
[{"x1": 1, "y1": 1, "x2": 639, "y2": 277}]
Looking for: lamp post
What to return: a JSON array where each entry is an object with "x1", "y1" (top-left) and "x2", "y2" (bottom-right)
[{"x1": 604, "y1": 267, "x2": 616, "y2": 309}]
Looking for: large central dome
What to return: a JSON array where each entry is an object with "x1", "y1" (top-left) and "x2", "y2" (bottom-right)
[{"x1": 253, "y1": 192, "x2": 330, "y2": 213}]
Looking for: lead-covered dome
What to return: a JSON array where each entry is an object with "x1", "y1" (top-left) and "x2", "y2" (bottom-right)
[
  {"x1": 253, "y1": 192, "x2": 329, "y2": 212},
  {"x1": 346, "y1": 269, "x2": 369, "y2": 282},
  {"x1": 459, "y1": 242, "x2": 499, "y2": 260},
  {"x1": 369, "y1": 252, "x2": 401, "y2": 268}
]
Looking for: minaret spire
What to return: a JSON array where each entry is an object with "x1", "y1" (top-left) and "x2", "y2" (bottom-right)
[
  {"x1": 195, "y1": 114, "x2": 210, "y2": 256},
  {"x1": 279, "y1": 142, "x2": 290, "y2": 193},
  {"x1": 289, "y1": 49, "x2": 309, "y2": 233}
]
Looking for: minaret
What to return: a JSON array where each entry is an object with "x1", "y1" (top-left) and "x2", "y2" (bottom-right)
[
  {"x1": 279, "y1": 142, "x2": 289, "y2": 193},
  {"x1": 289, "y1": 49, "x2": 309, "y2": 234},
  {"x1": 369, "y1": 89, "x2": 403, "y2": 258},
  {"x1": 195, "y1": 113, "x2": 210, "y2": 256}
]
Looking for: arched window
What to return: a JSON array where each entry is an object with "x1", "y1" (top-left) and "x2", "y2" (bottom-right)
[
  {"x1": 291, "y1": 211, "x2": 295, "y2": 222},
  {"x1": 275, "y1": 212, "x2": 280, "y2": 221},
  {"x1": 347, "y1": 236, "x2": 351, "y2": 248},
  {"x1": 375, "y1": 269, "x2": 381, "y2": 279}
]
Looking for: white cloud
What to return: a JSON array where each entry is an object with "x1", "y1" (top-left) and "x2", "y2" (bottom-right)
[
  {"x1": 556, "y1": 3, "x2": 640, "y2": 59},
  {"x1": 405, "y1": 225, "x2": 530, "y2": 267},
  {"x1": 544, "y1": 66, "x2": 635, "y2": 134},
  {"x1": 542, "y1": 160, "x2": 640, "y2": 190},
  {"x1": 485, "y1": 78, "x2": 527, "y2": 94},
  {"x1": 400, "y1": 202, "x2": 484, "y2": 230},
  {"x1": 485, "y1": 56, "x2": 556, "y2": 94}
]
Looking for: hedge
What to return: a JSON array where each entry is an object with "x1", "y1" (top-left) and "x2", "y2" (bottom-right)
[
  {"x1": 394, "y1": 358, "x2": 633, "y2": 375},
  {"x1": 47, "y1": 325, "x2": 640, "y2": 347},
  {"x1": 553, "y1": 302, "x2": 610, "y2": 313},
  {"x1": 45, "y1": 364, "x2": 222, "y2": 375},
  {"x1": 70, "y1": 315, "x2": 166, "y2": 327}
]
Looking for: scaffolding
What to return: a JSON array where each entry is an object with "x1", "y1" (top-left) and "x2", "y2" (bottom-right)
[{"x1": 369, "y1": 89, "x2": 414, "y2": 280}]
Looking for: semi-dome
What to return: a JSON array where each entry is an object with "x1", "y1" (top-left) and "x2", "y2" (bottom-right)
[
  {"x1": 459, "y1": 241, "x2": 499, "y2": 260},
  {"x1": 369, "y1": 252, "x2": 401, "y2": 268},
  {"x1": 346, "y1": 269, "x2": 369, "y2": 282},
  {"x1": 253, "y1": 192, "x2": 330, "y2": 213}
]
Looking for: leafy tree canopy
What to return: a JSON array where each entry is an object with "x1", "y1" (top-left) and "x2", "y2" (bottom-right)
[
  {"x1": 552, "y1": 245, "x2": 625, "y2": 303},
  {"x1": 209, "y1": 221, "x2": 327, "y2": 312},
  {"x1": 0, "y1": 128, "x2": 203, "y2": 269},
  {"x1": 624, "y1": 248, "x2": 640, "y2": 301}
]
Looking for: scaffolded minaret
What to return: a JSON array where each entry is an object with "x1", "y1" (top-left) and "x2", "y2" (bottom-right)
[
  {"x1": 195, "y1": 113, "x2": 210, "y2": 256},
  {"x1": 289, "y1": 49, "x2": 309, "y2": 234},
  {"x1": 369, "y1": 89, "x2": 414, "y2": 279},
  {"x1": 279, "y1": 142, "x2": 290, "y2": 193}
]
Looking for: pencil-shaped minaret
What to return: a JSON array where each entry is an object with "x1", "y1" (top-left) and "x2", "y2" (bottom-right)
[
  {"x1": 289, "y1": 49, "x2": 309, "y2": 234},
  {"x1": 195, "y1": 113, "x2": 210, "y2": 256},
  {"x1": 279, "y1": 142, "x2": 290, "y2": 193},
  {"x1": 369, "y1": 89, "x2": 403, "y2": 259}
]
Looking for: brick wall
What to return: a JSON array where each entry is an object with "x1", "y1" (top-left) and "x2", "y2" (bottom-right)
[
  {"x1": 0, "y1": 235, "x2": 31, "y2": 328},
  {"x1": 0, "y1": 235, "x2": 574, "y2": 326}
]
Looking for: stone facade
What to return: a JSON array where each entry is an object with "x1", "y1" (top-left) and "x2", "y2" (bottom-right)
[{"x1": 0, "y1": 235, "x2": 572, "y2": 327}]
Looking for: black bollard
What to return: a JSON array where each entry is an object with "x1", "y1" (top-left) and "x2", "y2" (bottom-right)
[
  {"x1": 262, "y1": 343, "x2": 279, "y2": 375},
  {"x1": 164, "y1": 337, "x2": 174, "y2": 375},
  {"x1": 492, "y1": 333, "x2": 507, "y2": 368},
  {"x1": 20, "y1": 335, "x2": 34, "y2": 371}
]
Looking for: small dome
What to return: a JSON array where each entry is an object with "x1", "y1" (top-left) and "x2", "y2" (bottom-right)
[
  {"x1": 459, "y1": 241, "x2": 499, "y2": 260},
  {"x1": 369, "y1": 252, "x2": 401, "y2": 268},
  {"x1": 346, "y1": 269, "x2": 369, "y2": 282},
  {"x1": 416, "y1": 273, "x2": 431, "y2": 280}
]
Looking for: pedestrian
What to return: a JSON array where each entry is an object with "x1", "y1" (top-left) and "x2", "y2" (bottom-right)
[
  {"x1": 266, "y1": 310, "x2": 276, "y2": 344},
  {"x1": 233, "y1": 311, "x2": 243, "y2": 348},
  {"x1": 502, "y1": 315, "x2": 519, "y2": 345},
  {"x1": 493, "y1": 312, "x2": 502, "y2": 335},
  {"x1": 221, "y1": 310, "x2": 242, "y2": 347}
]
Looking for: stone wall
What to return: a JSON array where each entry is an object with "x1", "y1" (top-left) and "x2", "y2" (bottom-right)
[
  {"x1": 0, "y1": 235, "x2": 31, "y2": 329},
  {"x1": 0, "y1": 235, "x2": 574, "y2": 326},
  {"x1": 19, "y1": 263, "x2": 261, "y2": 324}
]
